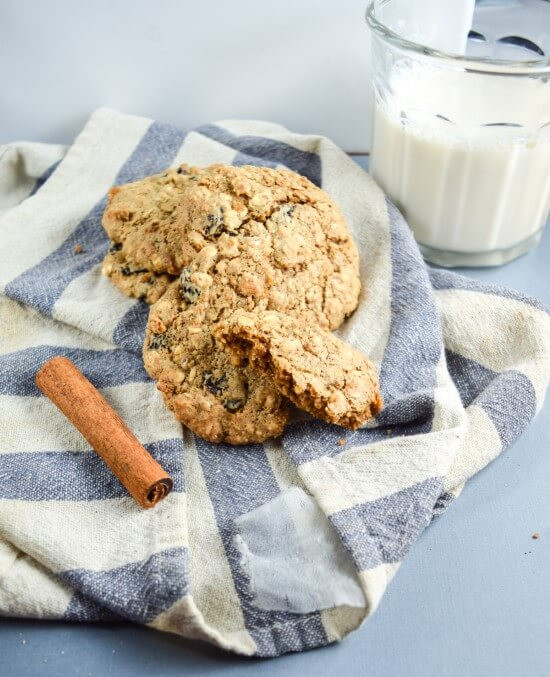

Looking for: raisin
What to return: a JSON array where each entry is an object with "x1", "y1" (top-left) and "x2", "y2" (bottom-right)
[
  {"x1": 176, "y1": 167, "x2": 189, "y2": 175},
  {"x1": 121, "y1": 266, "x2": 149, "y2": 276},
  {"x1": 180, "y1": 268, "x2": 201, "y2": 304},
  {"x1": 284, "y1": 204, "x2": 295, "y2": 217},
  {"x1": 202, "y1": 372, "x2": 228, "y2": 396},
  {"x1": 224, "y1": 398, "x2": 245, "y2": 412},
  {"x1": 148, "y1": 332, "x2": 167, "y2": 350},
  {"x1": 109, "y1": 242, "x2": 123, "y2": 254},
  {"x1": 204, "y1": 207, "x2": 225, "y2": 237}
]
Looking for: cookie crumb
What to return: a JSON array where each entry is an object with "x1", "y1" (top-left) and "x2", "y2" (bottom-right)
[
  {"x1": 532, "y1": 532, "x2": 540, "y2": 540},
  {"x1": 74, "y1": 244, "x2": 83, "y2": 254},
  {"x1": 337, "y1": 437, "x2": 347, "y2": 447}
]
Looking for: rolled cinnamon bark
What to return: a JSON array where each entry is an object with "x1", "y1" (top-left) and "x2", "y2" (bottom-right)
[{"x1": 35, "y1": 356, "x2": 173, "y2": 508}]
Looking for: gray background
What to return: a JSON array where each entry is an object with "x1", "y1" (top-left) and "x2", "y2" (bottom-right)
[{"x1": 0, "y1": 0, "x2": 372, "y2": 151}]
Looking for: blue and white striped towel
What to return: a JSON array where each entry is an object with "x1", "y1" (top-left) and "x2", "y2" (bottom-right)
[{"x1": 1, "y1": 109, "x2": 549, "y2": 657}]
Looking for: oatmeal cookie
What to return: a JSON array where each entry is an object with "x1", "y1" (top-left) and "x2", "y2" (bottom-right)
[
  {"x1": 143, "y1": 281, "x2": 288, "y2": 445},
  {"x1": 105, "y1": 163, "x2": 366, "y2": 443},
  {"x1": 214, "y1": 310, "x2": 383, "y2": 430},
  {"x1": 102, "y1": 164, "x2": 360, "y2": 329}
]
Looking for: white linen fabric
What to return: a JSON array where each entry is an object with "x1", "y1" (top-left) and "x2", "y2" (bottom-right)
[{"x1": 0, "y1": 109, "x2": 548, "y2": 656}]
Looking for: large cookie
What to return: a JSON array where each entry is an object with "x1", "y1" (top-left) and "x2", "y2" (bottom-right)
[
  {"x1": 143, "y1": 281, "x2": 288, "y2": 445},
  {"x1": 102, "y1": 164, "x2": 360, "y2": 329},
  {"x1": 214, "y1": 310, "x2": 383, "y2": 430}
]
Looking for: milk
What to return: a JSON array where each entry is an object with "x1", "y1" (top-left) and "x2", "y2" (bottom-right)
[{"x1": 371, "y1": 64, "x2": 550, "y2": 263}]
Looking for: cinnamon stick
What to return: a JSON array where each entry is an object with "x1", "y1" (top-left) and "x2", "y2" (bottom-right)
[{"x1": 35, "y1": 356, "x2": 173, "y2": 508}]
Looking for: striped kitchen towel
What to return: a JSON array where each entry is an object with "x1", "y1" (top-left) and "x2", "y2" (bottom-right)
[{"x1": 0, "y1": 109, "x2": 549, "y2": 657}]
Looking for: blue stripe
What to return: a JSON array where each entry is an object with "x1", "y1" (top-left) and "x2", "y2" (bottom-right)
[
  {"x1": 330, "y1": 477, "x2": 444, "y2": 571},
  {"x1": 28, "y1": 159, "x2": 62, "y2": 197},
  {"x1": 378, "y1": 200, "x2": 440, "y2": 425},
  {"x1": 60, "y1": 547, "x2": 189, "y2": 623},
  {"x1": 283, "y1": 402, "x2": 433, "y2": 466},
  {"x1": 232, "y1": 152, "x2": 280, "y2": 169},
  {"x1": 64, "y1": 591, "x2": 125, "y2": 621},
  {"x1": 477, "y1": 370, "x2": 536, "y2": 447},
  {"x1": 112, "y1": 302, "x2": 150, "y2": 355},
  {"x1": 196, "y1": 124, "x2": 322, "y2": 187},
  {"x1": 0, "y1": 345, "x2": 149, "y2": 396},
  {"x1": 446, "y1": 350, "x2": 537, "y2": 447},
  {"x1": 5, "y1": 121, "x2": 188, "y2": 316},
  {"x1": 430, "y1": 268, "x2": 549, "y2": 314},
  {"x1": 0, "y1": 439, "x2": 184, "y2": 501},
  {"x1": 195, "y1": 438, "x2": 327, "y2": 657},
  {"x1": 446, "y1": 350, "x2": 497, "y2": 408},
  {"x1": 5, "y1": 197, "x2": 111, "y2": 315}
]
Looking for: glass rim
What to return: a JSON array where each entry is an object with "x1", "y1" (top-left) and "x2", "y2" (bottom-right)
[{"x1": 365, "y1": 0, "x2": 550, "y2": 75}]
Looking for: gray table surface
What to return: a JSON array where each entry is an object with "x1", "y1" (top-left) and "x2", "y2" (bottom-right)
[{"x1": 1, "y1": 156, "x2": 549, "y2": 677}]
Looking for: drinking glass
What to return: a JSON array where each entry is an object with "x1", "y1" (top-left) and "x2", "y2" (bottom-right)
[{"x1": 366, "y1": 0, "x2": 550, "y2": 267}]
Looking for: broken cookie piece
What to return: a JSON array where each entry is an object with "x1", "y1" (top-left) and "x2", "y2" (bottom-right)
[{"x1": 214, "y1": 310, "x2": 383, "y2": 430}]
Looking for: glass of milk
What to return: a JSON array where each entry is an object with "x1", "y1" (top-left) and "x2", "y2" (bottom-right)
[{"x1": 366, "y1": 0, "x2": 550, "y2": 267}]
